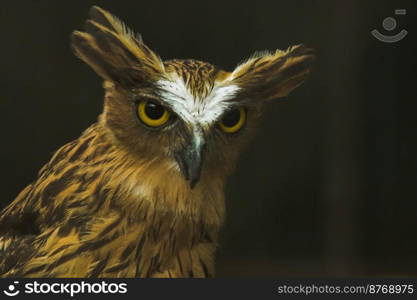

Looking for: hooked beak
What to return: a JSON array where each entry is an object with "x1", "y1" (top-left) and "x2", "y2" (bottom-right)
[{"x1": 174, "y1": 133, "x2": 206, "y2": 189}]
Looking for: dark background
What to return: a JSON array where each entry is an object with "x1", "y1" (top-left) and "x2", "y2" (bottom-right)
[{"x1": 1, "y1": 0, "x2": 416, "y2": 277}]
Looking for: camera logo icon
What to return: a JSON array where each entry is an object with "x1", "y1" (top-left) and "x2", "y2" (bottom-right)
[
  {"x1": 371, "y1": 9, "x2": 408, "y2": 43},
  {"x1": 3, "y1": 281, "x2": 20, "y2": 297}
]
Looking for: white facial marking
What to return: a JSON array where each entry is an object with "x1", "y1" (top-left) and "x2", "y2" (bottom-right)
[{"x1": 156, "y1": 75, "x2": 240, "y2": 126}]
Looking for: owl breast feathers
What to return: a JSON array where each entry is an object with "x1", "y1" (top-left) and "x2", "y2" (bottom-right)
[{"x1": 0, "y1": 6, "x2": 313, "y2": 277}]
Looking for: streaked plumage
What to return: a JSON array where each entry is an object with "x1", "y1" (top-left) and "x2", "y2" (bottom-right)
[{"x1": 0, "y1": 6, "x2": 314, "y2": 277}]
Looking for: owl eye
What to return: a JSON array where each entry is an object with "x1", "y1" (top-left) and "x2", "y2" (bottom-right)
[
  {"x1": 219, "y1": 107, "x2": 246, "y2": 133},
  {"x1": 137, "y1": 100, "x2": 171, "y2": 127}
]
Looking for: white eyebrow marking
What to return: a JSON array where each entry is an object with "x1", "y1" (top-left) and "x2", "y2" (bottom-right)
[{"x1": 156, "y1": 75, "x2": 240, "y2": 126}]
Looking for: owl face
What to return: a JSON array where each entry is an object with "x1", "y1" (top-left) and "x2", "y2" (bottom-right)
[{"x1": 72, "y1": 6, "x2": 314, "y2": 188}]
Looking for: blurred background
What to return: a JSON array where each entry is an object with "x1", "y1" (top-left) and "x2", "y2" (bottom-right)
[{"x1": 0, "y1": 0, "x2": 416, "y2": 277}]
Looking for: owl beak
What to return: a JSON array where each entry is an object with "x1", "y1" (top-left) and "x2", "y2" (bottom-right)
[{"x1": 175, "y1": 134, "x2": 206, "y2": 189}]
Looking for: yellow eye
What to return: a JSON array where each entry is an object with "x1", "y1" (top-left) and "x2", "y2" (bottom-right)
[
  {"x1": 137, "y1": 100, "x2": 170, "y2": 127},
  {"x1": 219, "y1": 107, "x2": 246, "y2": 133}
]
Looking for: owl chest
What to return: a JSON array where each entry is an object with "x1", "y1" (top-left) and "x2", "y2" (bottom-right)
[
  {"x1": 95, "y1": 229, "x2": 216, "y2": 278},
  {"x1": 34, "y1": 210, "x2": 218, "y2": 278},
  {"x1": 92, "y1": 213, "x2": 217, "y2": 278}
]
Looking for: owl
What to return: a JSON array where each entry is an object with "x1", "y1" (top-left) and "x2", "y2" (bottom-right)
[{"x1": 0, "y1": 6, "x2": 313, "y2": 277}]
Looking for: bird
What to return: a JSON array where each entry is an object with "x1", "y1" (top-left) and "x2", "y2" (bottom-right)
[{"x1": 0, "y1": 6, "x2": 314, "y2": 277}]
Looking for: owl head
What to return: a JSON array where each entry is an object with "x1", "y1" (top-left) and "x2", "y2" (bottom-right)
[{"x1": 71, "y1": 6, "x2": 314, "y2": 189}]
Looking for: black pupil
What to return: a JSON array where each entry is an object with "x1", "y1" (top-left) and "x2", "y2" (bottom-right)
[
  {"x1": 145, "y1": 102, "x2": 165, "y2": 120},
  {"x1": 222, "y1": 109, "x2": 241, "y2": 127}
]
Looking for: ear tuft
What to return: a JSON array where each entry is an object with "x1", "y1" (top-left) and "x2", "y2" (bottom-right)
[
  {"x1": 227, "y1": 44, "x2": 315, "y2": 100},
  {"x1": 71, "y1": 6, "x2": 164, "y2": 86}
]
